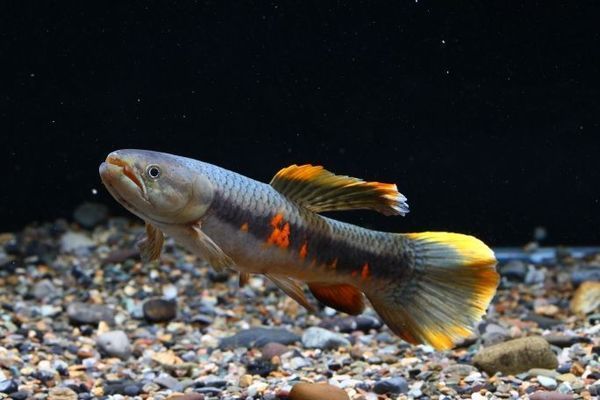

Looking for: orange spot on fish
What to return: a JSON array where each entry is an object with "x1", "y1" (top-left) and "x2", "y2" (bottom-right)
[
  {"x1": 266, "y1": 213, "x2": 290, "y2": 249},
  {"x1": 299, "y1": 241, "x2": 308, "y2": 259},
  {"x1": 351, "y1": 270, "x2": 358, "y2": 277},
  {"x1": 361, "y1": 263, "x2": 370, "y2": 280},
  {"x1": 240, "y1": 222, "x2": 249, "y2": 232}
]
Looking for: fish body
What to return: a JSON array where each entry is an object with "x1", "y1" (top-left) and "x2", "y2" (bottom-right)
[{"x1": 100, "y1": 149, "x2": 499, "y2": 349}]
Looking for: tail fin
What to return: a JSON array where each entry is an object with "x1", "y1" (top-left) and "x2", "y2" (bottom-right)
[{"x1": 366, "y1": 232, "x2": 499, "y2": 350}]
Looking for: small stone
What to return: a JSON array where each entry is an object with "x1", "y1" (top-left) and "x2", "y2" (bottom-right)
[
  {"x1": 570, "y1": 281, "x2": 600, "y2": 315},
  {"x1": 261, "y1": 342, "x2": 289, "y2": 360},
  {"x1": 73, "y1": 202, "x2": 108, "y2": 228},
  {"x1": 154, "y1": 374, "x2": 183, "y2": 392},
  {"x1": 104, "y1": 381, "x2": 140, "y2": 396},
  {"x1": 0, "y1": 380, "x2": 18, "y2": 394},
  {"x1": 571, "y1": 267, "x2": 600, "y2": 285},
  {"x1": 97, "y1": 330, "x2": 131, "y2": 359},
  {"x1": 166, "y1": 394, "x2": 205, "y2": 400},
  {"x1": 9, "y1": 391, "x2": 30, "y2": 400},
  {"x1": 556, "y1": 373, "x2": 577, "y2": 383},
  {"x1": 48, "y1": 387, "x2": 78, "y2": 400},
  {"x1": 32, "y1": 279, "x2": 56, "y2": 301},
  {"x1": 67, "y1": 302, "x2": 115, "y2": 325},
  {"x1": 524, "y1": 313, "x2": 562, "y2": 329},
  {"x1": 143, "y1": 298, "x2": 177, "y2": 323},
  {"x1": 247, "y1": 381, "x2": 268, "y2": 397},
  {"x1": 239, "y1": 374, "x2": 253, "y2": 388},
  {"x1": 443, "y1": 364, "x2": 478, "y2": 379},
  {"x1": 319, "y1": 315, "x2": 382, "y2": 333},
  {"x1": 373, "y1": 377, "x2": 409, "y2": 394},
  {"x1": 246, "y1": 360, "x2": 276, "y2": 377},
  {"x1": 473, "y1": 336, "x2": 558, "y2": 375},
  {"x1": 543, "y1": 335, "x2": 591, "y2": 347},
  {"x1": 537, "y1": 375, "x2": 558, "y2": 389},
  {"x1": 219, "y1": 327, "x2": 300, "y2": 349},
  {"x1": 289, "y1": 382, "x2": 349, "y2": 400},
  {"x1": 500, "y1": 260, "x2": 527, "y2": 280},
  {"x1": 60, "y1": 232, "x2": 95, "y2": 252},
  {"x1": 525, "y1": 266, "x2": 545, "y2": 284},
  {"x1": 529, "y1": 391, "x2": 574, "y2": 400},
  {"x1": 301, "y1": 327, "x2": 350, "y2": 349}
]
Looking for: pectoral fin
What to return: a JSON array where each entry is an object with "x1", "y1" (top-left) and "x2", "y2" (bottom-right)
[
  {"x1": 137, "y1": 222, "x2": 164, "y2": 262},
  {"x1": 190, "y1": 224, "x2": 235, "y2": 272},
  {"x1": 308, "y1": 283, "x2": 365, "y2": 315},
  {"x1": 265, "y1": 274, "x2": 316, "y2": 312},
  {"x1": 270, "y1": 164, "x2": 408, "y2": 216}
]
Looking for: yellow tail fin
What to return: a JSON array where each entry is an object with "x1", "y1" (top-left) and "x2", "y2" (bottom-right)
[{"x1": 367, "y1": 232, "x2": 499, "y2": 350}]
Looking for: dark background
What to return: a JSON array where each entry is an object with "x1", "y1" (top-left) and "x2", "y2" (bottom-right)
[{"x1": 2, "y1": 2, "x2": 599, "y2": 246}]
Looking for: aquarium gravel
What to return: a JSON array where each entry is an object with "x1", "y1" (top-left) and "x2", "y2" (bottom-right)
[{"x1": 0, "y1": 214, "x2": 599, "y2": 400}]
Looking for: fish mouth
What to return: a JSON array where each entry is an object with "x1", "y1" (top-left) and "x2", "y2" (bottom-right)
[{"x1": 106, "y1": 154, "x2": 145, "y2": 193}]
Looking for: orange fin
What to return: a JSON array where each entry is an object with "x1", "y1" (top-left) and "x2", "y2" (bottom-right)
[
  {"x1": 308, "y1": 283, "x2": 365, "y2": 315},
  {"x1": 137, "y1": 222, "x2": 164, "y2": 262},
  {"x1": 269, "y1": 164, "x2": 409, "y2": 216},
  {"x1": 265, "y1": 274, "x2": 316, "y2": 312}
]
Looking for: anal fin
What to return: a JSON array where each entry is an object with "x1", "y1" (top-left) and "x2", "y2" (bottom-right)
[
  {"x1": 308, "y1": 283, "x2": 365, "y2": 315},
  {"x1": 265, "y1": 274, "x2": 316, "y2": 312},
  {"x1": 137, "y1": 222, "x2": 164, "y2": 262}
]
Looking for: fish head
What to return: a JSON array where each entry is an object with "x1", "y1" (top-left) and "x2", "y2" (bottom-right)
[{"x1": 99, "y1": 149, "x2": 214, "y2": 225}]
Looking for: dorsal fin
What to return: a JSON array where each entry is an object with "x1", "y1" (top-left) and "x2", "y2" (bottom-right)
[{"x1": 270, "y1": 164, "x2": 408, "y2": 216}]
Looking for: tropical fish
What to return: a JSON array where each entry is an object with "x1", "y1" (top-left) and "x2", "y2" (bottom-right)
[{"x1": 99, "y1": 149, "x2": 499, "y2": 350}]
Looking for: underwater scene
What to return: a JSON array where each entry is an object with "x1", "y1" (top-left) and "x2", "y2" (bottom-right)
[{"x1": 2, "y1": 3, "x2": 599, "y2": 400}]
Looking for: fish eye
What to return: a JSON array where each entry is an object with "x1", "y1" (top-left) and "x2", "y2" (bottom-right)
[{"x1": 147, "y1": 165, "x2": 161, "y2": 179}]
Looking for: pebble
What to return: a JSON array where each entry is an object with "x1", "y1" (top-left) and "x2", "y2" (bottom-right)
[
  {"x1": 538, "y1": 375, "x2": 558, "y2": 389},
  {"x1": 9, "y1": 391, "x2": 30, "y2": 400},
  {"x1": 0, "y1": 379, "x2": 18, "y2": 394},
  {"x1": 570, "y1": 281, "x2": 600, "y2": 315},
  {"x1": 529, "y1": 392, "x2": 574, "y2": 400},
  {"x1": 301, "y1": 327, "x2": 350, "y2": 349},
  {"x1": 143, "y1": 298, "x2": 177, "y2": 322},
  {"x1": 543, "y1": 334, "x2": 590, "y2": 347},
  {"x1": 73, "y1": 202, "x2": 108, "y2": 228},
  {"x1": 261, "y1": 342, "x2": 289, "y2": 359},
  {"x1": 219, "y1": 327, "x2": 300, "y2": 349},
  {"x1": 60, "y1": 231, "x2": 95, "y2": 252},
  {"x1": 154, "y1": 374, "x2": 184, "y2": 392},
  {"x1": 289, "y1": 382, "x2": 349, "y2": 400},
  {"x1": 319, "y1": 315, "x2": 382, "y2": 333},
  {"x1": 67, "y1": 302, "x2": 115, "y2": 325},
  {"x1": 473, "y1": 336, "x2": 558, "y2": 375},
  {"x1": 373, "y1": 377, "x2": 409, "y2": 394},
  {"x1": 48, "y1": 387, "x2": 78, "y2": 400},
  {"x1": 166, "y1": 394, "x2": 205, "y2": 400},
  {"x1": 32, "y1": 279, "x2": 57, "y2": 301},
  {"x1": 500, "y1": 260, "x2": 527, "y2": 280},
  {"x1": 96, "y1": 330, "x2": 132, "y2": 359},
  {"x1": 571, "y1": 267, "x2": 600, "y2": 285}
]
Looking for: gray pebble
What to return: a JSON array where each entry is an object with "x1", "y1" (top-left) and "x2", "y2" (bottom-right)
[
  {"x1": 143, "y1": 298, "x2": 177, "y2": 323},
  {"x1": 32, "y1": 279, "x2": 56, "y2": 301},
  {"x1": 67, "y1": 302, "x2": 115, "y2": 325},
  {"x1": 220, "y1": 327, "x2": 299, "y2": 349},
  {"x1": 301, "y1": 327, "x2": 350, "y2": 349},
  {"x1": 373, "y1": 377, "x2": 409, "y2": 394},
  {"x1": 97, "y1": 330, "x2": 131, "y2": 359},
  {"x1": 154, "y1": 374, "x2": 183, "y2": 392}
]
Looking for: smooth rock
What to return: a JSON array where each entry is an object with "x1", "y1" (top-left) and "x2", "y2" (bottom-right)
[
  {"x1": 32, "y1": 279, "x2": 56, "y2": 301},
  {"x1": 500, "y1": 260, "x2": 527, "y2": 280},
  {"x1": 143, "y1": 298, "x2": 177, "y2": 323},
  {"x1": 524, "y1": 313, "x2": 562, "y2": 329},
  {"x1": 154, "y1": 374, "x2": 183, "y2": 392},
  {"x1": 543, "y1": 335, "x2": 591, "y2": 347},
  {"x1": 0, "y1": 380, "x2": 18, "y2": 394},
  {"x1": 97, "y1": 330, "x2": 131, "y2": 359},
  {"x1": 104, "y1": 381, "x2": 141, "y2": 396},
  {"x1": 571, "y1": 267, "x2": 600, "y2": 285},
  {"x1": 289, "y1": 382, "x2": 349, "y2": 400},
  {"x1": 166, "y1": 394, "x2": 205, "y2": 400},
  {"x1": 373, "y1": 377, "x2": 409, "y2": 394},
  {"x1": 9, "y1": 391, "x2": 30, "y2": 400},
  {"x1": 537, "y1": 375, "x2": 558, "y2": 389},
  {"x1": 319, "y1": 315, "x2": 382, "y2": 333},
  {"x1": 67, "y1": 302, "x2": 115, "y2": 325},
  {"x1": 261, "y1": 342, "x2": 289, "y2": 359},
  {"x1": 73, "y1": 202, "x2": 108, "y2": 228},
  {"x1": 473, "y1": 336, "x2": 558, "y2": 375},
  {"x1": 529, "y1": 391, "x2": 573, "y2": 400},
  {"x1": 301, "y1": 327, "x2": 350, "y2": 349},
  {"x1": 443, "y1": 364, "x2": 478, "y2": 379},
  {"x1": 570, "y1": 281, "x2": 600, "y2": 315},
  {"x1": 48, "y1": 387, "x2": 78, "y2": 400},
  {"x1": 220, "y1": 327, "x2": 300, "y2": 349},
  {"x1": 60, "y1": 232, "x2": 95, "y2": 252}
]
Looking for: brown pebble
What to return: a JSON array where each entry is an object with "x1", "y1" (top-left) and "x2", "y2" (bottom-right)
[
  {"x1": 165, "y1": 394, "x2": 205, "y2": 400},
  {"x1": 261, "y1": 342, "x2": 289, "y2": 360},
  {"x1": 529, "y1": 391, "x2": 574, "y2": 400},
  {"x1": 473, "y1": 336, "x2": 558, "y2": 375},
  {"x1": 48, "y1": 387, "x2": 78, "y2": 400},
  {"x1": 289, "y1": 382, "x2": 349, "y2": 400},
  {"x1": 143, "y1": 298, "x2": 177, "y2": 323},
  {"x1": 570, "y1": 281, "x2": 600, "y2": 315}
]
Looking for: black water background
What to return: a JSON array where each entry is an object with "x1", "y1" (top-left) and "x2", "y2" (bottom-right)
[{"x1": 2, "y1": 2, "x2": 599, "y2": 246}]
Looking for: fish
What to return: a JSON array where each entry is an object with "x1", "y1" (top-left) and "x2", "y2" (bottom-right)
[{"x1": 99, "y1": 149, "x2": 499, "y2": 350}]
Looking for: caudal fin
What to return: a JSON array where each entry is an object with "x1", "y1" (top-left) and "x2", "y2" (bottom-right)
[{"x1": 366, "y1": 232, "x2": 499, "y2": 350}]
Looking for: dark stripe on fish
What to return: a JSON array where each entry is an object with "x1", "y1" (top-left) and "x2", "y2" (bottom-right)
[{"x1": 210, "y1": 191, "x2": 414, "y2": 281}]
